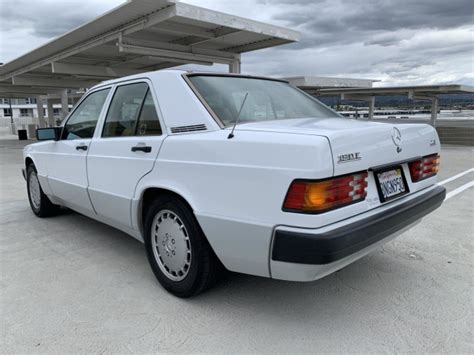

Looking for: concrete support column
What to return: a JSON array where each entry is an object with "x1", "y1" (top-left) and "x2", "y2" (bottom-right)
[
  {"x1": 36, "y1": 96, "x2": 47, "y2": 128},
  {"x1": 341, "y1": 94, "x2": 374, "y2": 120},
  {"x1": 47, "y1": 99, "x2": 55, "y2": 126},
  {"x1": 9, "y1": 99, "x2": 15, "y2": 135},
  {"x1": 368, "y1": 96, "x2": 375, "y2": 120},
  {"x1": 61, "y1": 89, "x2": 69, "y2": 122},
  {"x1": 229, "y1": 58, "x2": 241, "y2": 74},
  {"x1": 430, "y1": 97, "x2": 439, "y2": 127}
]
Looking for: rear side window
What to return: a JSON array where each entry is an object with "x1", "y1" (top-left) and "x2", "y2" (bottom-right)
[
  {"x1": 136, "y1": 91, "x2": 162, "y2": 136},
  {"x1": 62, "y1": 88, "x2": 110, "y2": 140},
  {"x1": 103, "y1": 83, "x2": 161, "y2": 137}
]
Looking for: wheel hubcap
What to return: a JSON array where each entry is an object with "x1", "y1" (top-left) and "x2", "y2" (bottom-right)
[
  {"x1": 151, "y1": 210, "x2": 192, "y2": 281},
  {"x1": 29, "y1": 171, "x2": 41, "y2": 209}
]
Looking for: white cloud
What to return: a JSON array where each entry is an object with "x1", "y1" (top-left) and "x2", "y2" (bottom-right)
[{"x1": 0, "y1": 0, "x2": 472, "y2": 85}]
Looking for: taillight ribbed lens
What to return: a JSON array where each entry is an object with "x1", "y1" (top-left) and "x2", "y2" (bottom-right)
[
  {"x1": 283, "y1": 171, "x2": 368, "y2": 213},
  {"x1": 409, "y1": 154, "x2": 440, "y2": 182}
]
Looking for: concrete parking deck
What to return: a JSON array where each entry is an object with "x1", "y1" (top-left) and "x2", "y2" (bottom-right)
[{"x1": 1, "y1": 138, "x2": 473, "y2": 353}]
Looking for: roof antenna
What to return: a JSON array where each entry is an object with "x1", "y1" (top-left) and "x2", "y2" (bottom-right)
[{"x1": 228, "y1": 92, "x2": 248, "y2": 139}]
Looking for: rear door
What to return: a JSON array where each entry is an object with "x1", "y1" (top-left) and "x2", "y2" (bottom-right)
[
  {"x1": 47, "y1": 87, "x2": 111, "y2": 213},
  {"x1": 86, "y1": 80, "x2": 165, "y2": 230}
]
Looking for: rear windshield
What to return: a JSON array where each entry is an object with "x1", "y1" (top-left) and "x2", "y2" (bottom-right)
[{"x1": 188, "y1": 75, "x2": 340, "y2": 127}]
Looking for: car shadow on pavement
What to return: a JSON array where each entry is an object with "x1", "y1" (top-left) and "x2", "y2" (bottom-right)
[
  {"x1": 86, "y1": 212, "x2": 395, "y2": 296},
  {"x1": 22, "y1": 207, "x2": 410, "y2": 323}
]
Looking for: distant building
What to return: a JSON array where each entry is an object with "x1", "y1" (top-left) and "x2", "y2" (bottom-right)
[{"x1": 0, "y1": 97, "x2": 72, "y2": 120}]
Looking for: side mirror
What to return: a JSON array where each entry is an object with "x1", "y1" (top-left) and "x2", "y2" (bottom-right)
[{"x1": 36, "y1": 127, "x2": 61, "y2": 141}]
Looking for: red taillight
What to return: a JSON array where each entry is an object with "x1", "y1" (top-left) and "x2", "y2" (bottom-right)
[
  {"x1": 283, "y1": 171, "x2": 368, "y2": 213},
  {"x1": 409, "y1": 154, "x2": 440, "y2": 182}
]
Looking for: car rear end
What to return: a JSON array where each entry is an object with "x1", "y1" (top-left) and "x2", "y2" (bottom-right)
[
  {"x1": 183, "y1": 73, "x2": 446, "y2": 282},
  {"x1": 270, "y1": 122, "x2": 446, "y2": 281}
]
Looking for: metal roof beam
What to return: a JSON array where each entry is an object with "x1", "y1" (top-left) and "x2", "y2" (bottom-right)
[
  {"x1": 138, "y1": 56, "x2": 212, "y2": 66},
  {"x1": 0, "y1": 85, "x2": 61, "y2": 96},
  {"x1": 119, "y1": 43, "x2": 234, "y2": 65},
  {"x1": 120, "y1": 36, "x2": 239, "y2": 60},
  {"x1": 182, "y1": 28, "x2": 243, "y2": 46},
  {"x1": 146, "y1": 21, "x2": 215, "y2": 38},
  {"x1": 413, "y1": 94, "x2": 439, "y2": 101},
  {"x1": 340, "y1": 94, "x2": 375, "y2": 101},
  {"x1": 118, "y1": 37, "x2": 239, "y2": 65},
  {"x1": 173, "y1": 2, "x2": 299, "y2": 42},
  {"x1": 12, "y1": 75, "x2": 98, "y2": 89},
  {"x1": 0, "y1": 5, "x2": 177, "y2": 81},
  {"x1": 222, "y1": 38, "x2": 288, "y2": 53},
  {"x1": 51, "y1": 62, "x2": 143, "y2": 78}
]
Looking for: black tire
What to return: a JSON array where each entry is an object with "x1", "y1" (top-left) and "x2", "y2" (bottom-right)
[
  {"x1": 26, "y1": 164, "x2": 60, "y2": 217},
  {"x1": 144, "y1": 195, "x2": 220, "y2": 298}
]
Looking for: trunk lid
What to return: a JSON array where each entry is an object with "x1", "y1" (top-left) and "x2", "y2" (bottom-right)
[{"x1": 236, "y1": 118, "x2": 439, "y2": 176}]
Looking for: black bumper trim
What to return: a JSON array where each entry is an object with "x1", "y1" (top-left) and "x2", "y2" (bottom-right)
[{"x1": 272, "y1": 186, "x2": 446, "y2": 265}]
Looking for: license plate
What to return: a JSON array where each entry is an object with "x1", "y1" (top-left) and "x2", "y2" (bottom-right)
[{"x1": 375, "y1": 167, "x2": 408, "y2": 202}]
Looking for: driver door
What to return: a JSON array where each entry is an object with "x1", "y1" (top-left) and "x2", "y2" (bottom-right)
[{"x1": 46, "y1": 88, "x2": 111, "y2": 214}]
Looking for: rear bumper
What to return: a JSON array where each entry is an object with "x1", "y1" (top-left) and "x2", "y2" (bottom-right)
[{"x1": 272, "y1": 185, "x2": 446, "y2": 266}]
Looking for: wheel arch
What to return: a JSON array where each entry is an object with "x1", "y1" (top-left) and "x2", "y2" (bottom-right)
[
  {"x1": 25, "y1": 156, "x2": 35, "y2": 168},
  {"x1": 137, "y1": 186, "x2": 197, "y2": 237}
]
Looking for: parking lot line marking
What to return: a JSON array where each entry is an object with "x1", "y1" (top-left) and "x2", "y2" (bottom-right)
[
  {"x1": 445, "y1": 181, "x2": 474, "y2": 201},
  {"x1": 438, "y1": 168, "x2": 474, "y2": 186}
]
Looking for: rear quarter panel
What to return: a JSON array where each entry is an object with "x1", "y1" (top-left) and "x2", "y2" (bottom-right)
[{"x1": 133, "y1": 130, "x2": 333, "y2": 276}]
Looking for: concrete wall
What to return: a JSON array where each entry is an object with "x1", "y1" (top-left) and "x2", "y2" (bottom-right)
[{"x1": 437, "y1": 127, "x2": 474, "y2": 146}]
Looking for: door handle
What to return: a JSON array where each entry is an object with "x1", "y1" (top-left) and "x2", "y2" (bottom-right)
[
  {"x1": 131, "y1": 145, "x2": 152, "y2": 153},
  {"x1": 76, "y1": 144, "x2": 87, "y2": 151}
]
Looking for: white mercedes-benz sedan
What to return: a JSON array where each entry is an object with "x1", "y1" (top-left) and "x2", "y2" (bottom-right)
[{"x1": 23, "y1": 70, "x2": 446, "y2": 297}]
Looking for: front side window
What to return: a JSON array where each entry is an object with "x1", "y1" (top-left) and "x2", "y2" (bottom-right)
[
  {"x1": 188, "y1": 75, "x2": 340, "y2": 127},
  {"x1": 62, "y1": 88, "x2": 110, "y2": 140}
]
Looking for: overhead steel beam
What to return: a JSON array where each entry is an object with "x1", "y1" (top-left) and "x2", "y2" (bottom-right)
[
  {"x1": 173, "y1": 2, "x2": 299, "y2": 42},
  {"x1": 119, "y1": 36, "x2": 239, "y2": 60},
  {"x1": 172, "y1": 28, "x2": 243, "y2": 46},
  {"x1": 146, "y1": 21, "x2": 215, "y2": 38},
  {"x1": 222, "y1": 38, "x2": 288, "y2": 53},
  {"x1": 118, "y1": 41, "x2": 238, "y2": 65},
  {"x1": 51, "y1": 62, "x2": 143, "y2": 77},
  {"x1": 12, "y1": 75, "x2": 98, "y2": 88},
  {"x1": 0, "y1": 5, "x2": 177, "y2": 81},
  {"x1": 413, "y1": 94, "x2": 438, "y2": 101},
  {"x1": 138, "y1": 56, "x2": 212, "y2": 66},
  {"x1": 340, "y1": 94, "x2": 375, "y2": 101},
  {"x1": 0, "y1": 84, "x2": 61, "y2": 95}
]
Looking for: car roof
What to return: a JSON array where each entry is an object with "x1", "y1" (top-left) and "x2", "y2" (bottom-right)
[{"x1": 88, "y1": 69, "x2": 289, "y2": 91}]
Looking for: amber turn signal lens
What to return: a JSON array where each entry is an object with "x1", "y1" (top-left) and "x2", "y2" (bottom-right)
[{"x1": 283, "y1": 172, "x2": 368, "y2": 213}]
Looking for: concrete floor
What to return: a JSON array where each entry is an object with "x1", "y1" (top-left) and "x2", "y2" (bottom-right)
[{"x1": 1, "y1": 138, "x2": 473, "y2": 353}]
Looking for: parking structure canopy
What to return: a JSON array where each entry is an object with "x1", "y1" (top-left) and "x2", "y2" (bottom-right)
[
  {"x1": 293, "y1": 81, "x2": 474, "y2": 126},
  {"x1": 0, "y1": 0, "x2": 300, "y2": 96}
]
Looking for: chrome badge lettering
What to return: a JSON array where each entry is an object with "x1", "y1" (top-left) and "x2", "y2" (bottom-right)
[{"x1": 337, "y1": 152, "x2": 361, "y2": 163}]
